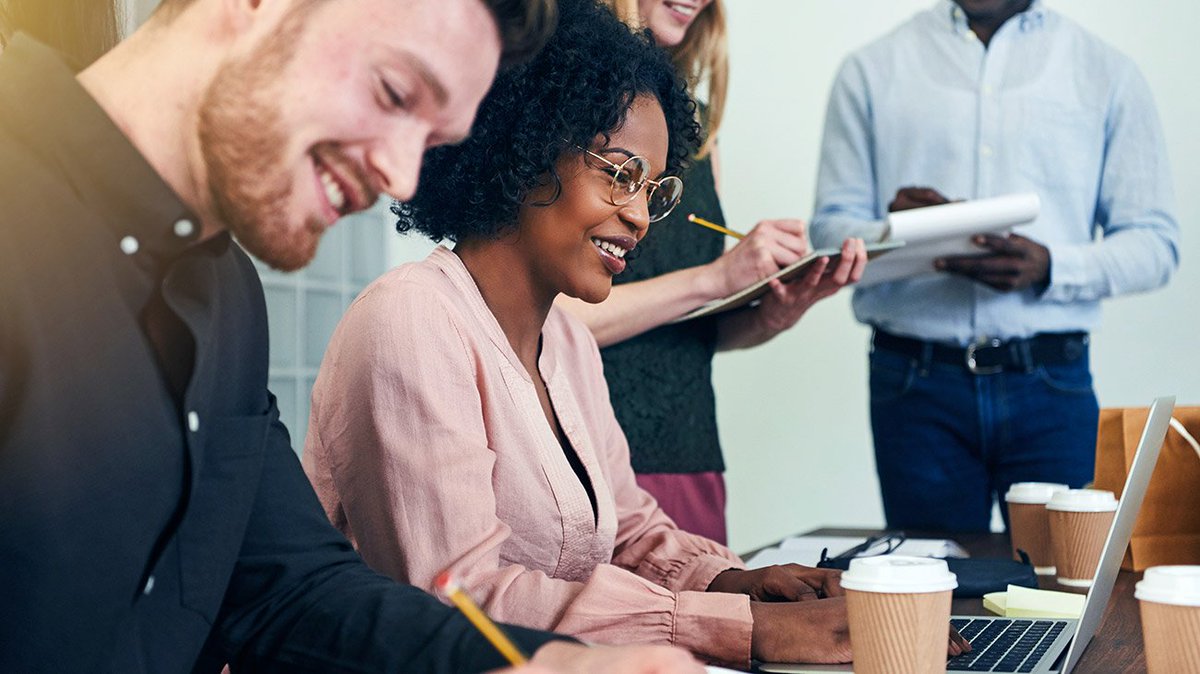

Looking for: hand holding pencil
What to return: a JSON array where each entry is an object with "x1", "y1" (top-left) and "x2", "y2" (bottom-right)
[{"x1": 703, "y1": 217, "x2": 812, "y2": 297}]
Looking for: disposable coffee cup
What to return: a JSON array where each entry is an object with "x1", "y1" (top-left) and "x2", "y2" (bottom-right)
[
  {"x1": 1136, "y1": 566, "x2": 1200, "y2": 674},
  {"x1": 1046, "y1": 489, "x2": 1118, "y2": 588},
  {"x1": 841, "y1": 556, "x2": 958, "y2": 674},
  {"x1": 1006, "y1": 482, "x2": 1069, "y2": 575}
]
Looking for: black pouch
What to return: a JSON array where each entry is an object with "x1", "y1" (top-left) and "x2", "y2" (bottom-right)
[{"x1": 817, "y1": 547, "x2": 1038, "y2": 598}]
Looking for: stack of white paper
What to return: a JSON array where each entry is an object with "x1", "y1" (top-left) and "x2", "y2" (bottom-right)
[{"x1": 745, "y1": 535, "x2": 968, "y2": 569}]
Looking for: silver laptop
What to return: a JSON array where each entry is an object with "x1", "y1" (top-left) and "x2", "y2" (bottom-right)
[{"x1": 762, "y1": 395, "x2": 1175, "y2": 674}]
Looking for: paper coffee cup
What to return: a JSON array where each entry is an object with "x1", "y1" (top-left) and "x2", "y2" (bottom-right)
[
  {"x1": 1046, "y1": 489, "x2": 1118, "y2": 588},
  {"x1": 1006, "y1": 482, "x2": 1069, "y2": 575},
  {"x1": 1136, "y1": 566, "x2": 1200, "y2": 674},
  {"x1": 841, "y1": 556, "x2": 958, "y2": 674}
]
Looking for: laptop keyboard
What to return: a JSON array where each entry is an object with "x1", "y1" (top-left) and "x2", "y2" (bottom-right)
[{"x1": 948, "y1": 618, "x2": 1069, "y2": 672}]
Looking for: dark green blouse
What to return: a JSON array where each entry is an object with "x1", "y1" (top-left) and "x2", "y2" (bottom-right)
[{"x1": 600, "y1": 151, "x2": 728, "y2": 474}]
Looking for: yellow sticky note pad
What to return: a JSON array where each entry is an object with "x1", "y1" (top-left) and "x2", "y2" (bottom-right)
[
  {"x1": 983, "y1": 591, "x2": 1007, "y2": 616},
  {"x1": 984, "y1": 584, "x2": 1085, "y2": 619}
]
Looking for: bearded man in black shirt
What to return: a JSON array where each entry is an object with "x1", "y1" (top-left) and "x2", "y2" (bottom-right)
[{"x1": 0, "y1": 0, "x2": 703, "y2": 672}]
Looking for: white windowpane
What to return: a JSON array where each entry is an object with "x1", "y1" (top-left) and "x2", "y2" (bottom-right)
[
  {"x1": 263, "y1": 285, "x2": 297, "y2": 368},
  {"x1": 304, "y1": 290, "x2": 344, "y2": 368},
  {"x1": 351, "y1": 215, "x2": 389, "y2": 285},
  {"x1": 307, "y1": 225, "x2": 344, "y2": 282}
]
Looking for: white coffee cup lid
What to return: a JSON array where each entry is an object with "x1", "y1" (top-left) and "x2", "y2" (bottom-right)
[
  {"x1": 840, "y1": 555, "x2": 958, "y2": 594},
  {"x1": 1046, "y1": 488, "x2": 1118, "y2": 512},
  {"x1": 1136, "y1": 566, "x2": 1200, "y2": 606},
  {"x1": 1006, "y1": 482, "x2": 1070, "y2": 504}
]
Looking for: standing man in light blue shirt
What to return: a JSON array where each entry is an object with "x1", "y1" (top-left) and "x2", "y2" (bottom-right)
[{"x1": 810, "y1": 0, "x2": 1180, "y2": 531}]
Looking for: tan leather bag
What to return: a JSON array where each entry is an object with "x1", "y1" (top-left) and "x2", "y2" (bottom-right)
[{"x1": 1093, "y1": 406, "x2": 1200, "y2": 571}]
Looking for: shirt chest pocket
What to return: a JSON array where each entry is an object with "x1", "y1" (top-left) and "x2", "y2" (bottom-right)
[
  {"x1": 1019, "y1": 97, "x2": 1105, "y2": 191},
  {"x1": 177, "y1": 413, "x2": 269, "y2": 623}
]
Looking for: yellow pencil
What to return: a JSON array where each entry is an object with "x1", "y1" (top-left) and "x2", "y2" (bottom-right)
[
  {"x1": 687, "y1": 213, "x2": 744, "y2": 240},
  {"x1": 435, "y1": 571, "x2": 528, "y2": 665}
]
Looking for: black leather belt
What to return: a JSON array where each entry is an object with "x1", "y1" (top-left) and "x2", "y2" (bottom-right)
[{"x1": 872, "y1": 330, "x2": 1089, "y2": 375}]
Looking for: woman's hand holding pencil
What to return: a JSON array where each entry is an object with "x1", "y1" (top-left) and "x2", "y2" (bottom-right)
[{"x1": 703, "y1": 218, "x2": 812, "y2": 297}]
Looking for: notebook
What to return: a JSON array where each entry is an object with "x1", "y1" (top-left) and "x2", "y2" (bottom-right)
[{"x1": 760, "y1": 395, "x2": 1175, "y2": 674}]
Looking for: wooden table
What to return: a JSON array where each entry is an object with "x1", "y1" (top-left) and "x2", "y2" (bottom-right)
[{"x1": 771, "y1": 528, "x2": 1147, "y2": 673}]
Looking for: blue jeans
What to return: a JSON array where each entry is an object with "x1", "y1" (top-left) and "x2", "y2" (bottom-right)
[{"x1": 869, "y1": 340, "x2": 1099, "y2": 532}]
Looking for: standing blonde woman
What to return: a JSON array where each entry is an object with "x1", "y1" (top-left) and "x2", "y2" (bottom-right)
[{"x1": 557, "y1": 0, "x2": 867, "y2": 544}]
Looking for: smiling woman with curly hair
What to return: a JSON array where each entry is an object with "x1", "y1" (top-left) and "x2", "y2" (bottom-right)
[{"x1": 302, "y1": 0, "x2": 856, "y2": 668}]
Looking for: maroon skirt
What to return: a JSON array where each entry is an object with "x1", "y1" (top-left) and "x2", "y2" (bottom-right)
[{"x1": 634, "y1": 470, "x2": 727, "y2": 545}]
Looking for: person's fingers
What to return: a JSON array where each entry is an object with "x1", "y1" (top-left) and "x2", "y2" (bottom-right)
[
  {"x1": 799, "y1": 257, "x2": 830, "y2": 288},
  {"x1": 848, "y1": 238, "x2": 868, "y2": 283},
  {"x1": 936, "y1": 254, "x2": 1020, "y2": 276},
  {"x1": 828, "y1": 246, "x2": 856, "y2": 285},
  {"x1": 757, "y1": 218, "x2": 808, "y2": 240},
  {"x1": 973, "y1": 233, "x2": 1024, "y2": 255},
  {"x1": 972, "y1": 273, "x2": 1023, "y2": 292},
  {"x1": 948, "y1": 626, "x2": 972, "y2": 656},
  {"x1": 819, "y1": 570, "x2": 845, "y2": 597},
  {"x1": 911, "y1": 187, "x2": 950, "y2": 205},
  {"x1": 767, "y1": 567, "x2": 823, "y2": 602},
  {"x1": 775, "y1": 579, "x2": 821, "y2": 602},
  {"x1": 894, "y1": 186, "x2": 949, "y2": 207},
  {"x1": 747, "y1": 220, "x2": 808, "y2": 258},
  {"x1": 766, "y1": 234, "x2": 808, "y2": 264}
]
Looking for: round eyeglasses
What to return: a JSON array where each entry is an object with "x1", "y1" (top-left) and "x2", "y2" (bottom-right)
[{"x1": 578, "y1": 147, "x2": 684, "y2": 223}]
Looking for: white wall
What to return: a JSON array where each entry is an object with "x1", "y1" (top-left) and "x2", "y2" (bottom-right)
[{"x1": 716, "y1": 0, "x2": 1200, "y2": 553}]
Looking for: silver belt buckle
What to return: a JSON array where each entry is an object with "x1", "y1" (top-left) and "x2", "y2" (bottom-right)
[{"x1": 965, "y1": 338, "x2": 1004, "y2": 375}]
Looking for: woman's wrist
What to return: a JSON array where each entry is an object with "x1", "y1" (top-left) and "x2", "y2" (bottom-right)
[
  {"x1": 698, "y1": 258, "x2": 734, "y2": 299},
  {"x1": 707, "y1": 568, "x2": 745, "y2": 593}
]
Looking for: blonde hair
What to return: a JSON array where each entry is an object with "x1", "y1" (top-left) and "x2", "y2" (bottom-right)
[
  {"x1": 0, "y1": 0, "x2": 120, "y2": 66},
  {"x1": 605, "y1": 0, "x2": 728, "y2": 159},
  {"x1": 0, "y1": 3, "x2": 12, "y2": 49}
]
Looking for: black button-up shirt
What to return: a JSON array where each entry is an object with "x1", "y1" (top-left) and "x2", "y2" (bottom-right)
[{"x1": 0, "y1": 36, "x2": 564, "y2": 673}]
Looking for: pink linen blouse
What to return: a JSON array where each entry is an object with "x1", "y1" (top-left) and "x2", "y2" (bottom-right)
[{"x1": 302, "y1": 246, "x2": 753, "y2": 666}]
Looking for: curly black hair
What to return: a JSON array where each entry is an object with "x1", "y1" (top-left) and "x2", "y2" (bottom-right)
[{"x1": 393, "y1": 0, "x2": 701, "y2": 243}]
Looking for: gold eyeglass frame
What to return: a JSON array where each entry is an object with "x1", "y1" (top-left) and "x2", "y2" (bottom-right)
[{"x1": 577, "y1": 146, "x2": 684, "y2": 223}]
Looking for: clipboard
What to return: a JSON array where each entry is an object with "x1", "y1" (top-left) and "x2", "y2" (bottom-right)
[
  {"x1": 858, "y1": 192, "x2": 1041, "y2": 287},
  {"x1": 671, "y1": 240, "x2": 904, "y2": 323}
]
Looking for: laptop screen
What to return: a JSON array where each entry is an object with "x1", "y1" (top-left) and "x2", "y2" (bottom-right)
[{"x1": 1057, "y1": 395, "x2": 1174, "y2": 673}]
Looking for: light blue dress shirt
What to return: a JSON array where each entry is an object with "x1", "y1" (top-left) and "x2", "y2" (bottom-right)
[{"x1": 810, "y1": 0, "x2": 1180, "y2": 346}]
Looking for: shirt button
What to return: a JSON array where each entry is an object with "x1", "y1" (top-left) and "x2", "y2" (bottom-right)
[
  {"x1": 982, "y1": 85, "x2": 994, "y2": 96},
  {"x1": 173, "y1": 218, "x2": 196, "y2": 238},
  {"x1": 119, "y1": 236, "x2": 139, "y2": 255},
  {"x1": 143, "y1": 575, "x2": 155, "y2": 595},
  {"x1": 980, "y1": 144, "x2": 994, "y2": 158},
  {"x1": 187, "y1": 411, "x2": 200, "y2": 433}
]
